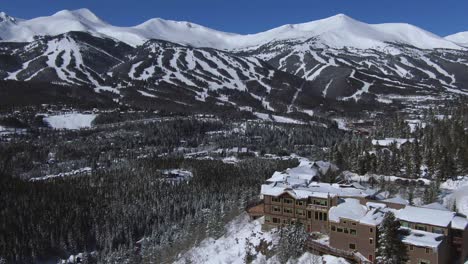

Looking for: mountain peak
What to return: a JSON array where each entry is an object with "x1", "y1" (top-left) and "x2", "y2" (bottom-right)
[
  {"x1": 53, "y1": 8, "x2": 103, "y2": 24},
  {"x1": 0, "y1": 12, "x2": 17, "y2": 24}
]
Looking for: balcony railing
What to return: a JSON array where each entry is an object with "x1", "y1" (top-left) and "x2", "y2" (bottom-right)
[{"x1": 307, "y1": 204, "x2": 328, "y2": 211}]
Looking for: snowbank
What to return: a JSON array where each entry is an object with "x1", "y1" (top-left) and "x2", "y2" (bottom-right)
[{"x1": 44, "y1": 113, "x2": 96, "y2": 130}]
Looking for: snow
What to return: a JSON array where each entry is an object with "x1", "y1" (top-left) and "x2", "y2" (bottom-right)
[
  {"x1": 445, "y1": 32, "x2": 468, "y2": 47},
  {"x1": 175, "y1": 213, "x2": 349, "y2": 264},
  {"x1": 44, "y1": 113, "x2": 96, "y2": 130},
  {"x1": 371, "y1": 138, "x2": 414, "y2": 148},
  {"x1": 383, "y1": 196, "x2": 409, "y2": 205},
  {"x1": 441, "y1": 176, "x2": 468, "y2": 216},
  {"x1": 400, "y1": 228, "x2": 444, "y2": 249},
  {"x1": 333, "y1": 118, "x2": 349, "y2": 131},
  {"x1": 329, "y1": 198, "x2": 367, "y2": 223},
  {"x1": 94, "y1": 86, "x2": 120, "y2": 95},
  {"x1": 0, "y1": 9, "x2": 464, "y2": 50},
  {"x1": 440, "y1": 176, "x2": 468, "y2": 190},
  {"x1": 451, "y1": 216, "x2": 468, "y2": 230},
  {"x1": 322, "y1": 255, "x2": 350, "y2": 264},
  {"x1": 422, "y1": 203, "x2": 449, "y2": 211},
  {"x1": 359, "y1": 208, "x2": 387, "y2": 226},
  {"x1": 254, "y1": 112, "x2": 304, "y2": 124},
  {"x1": 137, "y1": 90, "x2": 157, "y2": 98},
  {"x1": 174, "y1": 214, "x2": 276, "y2": 264},
  {"x1": 397, "y1": 206, "x2": 455, "y2": 227},
  {"x1": 29, "y1": 167, "x2": 92, "y2": 182},
  {"x1": 342, "y1": 171, "x2": 431, "y2": 186}
]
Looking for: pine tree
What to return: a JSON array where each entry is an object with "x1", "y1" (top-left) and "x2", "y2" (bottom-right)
[
  {"x1": 276, "y1": 222, "x2": 308, "y2": 263},
  {"x1": 376, "y1": 212, "x2": 408, "y2": 264}
]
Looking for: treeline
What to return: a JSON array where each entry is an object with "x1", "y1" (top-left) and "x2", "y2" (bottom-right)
[
  {"x1": 0, "y1": 158, "x2": 296, "y2": 263},
  {"x1": 330, "y1": 99, "x2": 468, "y2": 181}
]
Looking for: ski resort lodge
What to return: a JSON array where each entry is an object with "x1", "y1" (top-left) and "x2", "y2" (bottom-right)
[{"x1": 250, "y1": 158, "x2": 468, "y2": 264}]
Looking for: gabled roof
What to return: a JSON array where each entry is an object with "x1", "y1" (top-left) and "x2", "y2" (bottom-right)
[{"x1": 397, "y1": 206, "x2": 455, "y2": 227}]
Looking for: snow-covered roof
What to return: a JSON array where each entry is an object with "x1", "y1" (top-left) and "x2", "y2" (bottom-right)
[
  {"x1": 397, "y1": 206, "x2": 455, "y2": 227},
  {"x1": 422, "y1": 202, "x2": 449, "y2": 211},
  {"x1": 262, "y1": 158, "x2": 376, "y2": 200},
  {"x1": 329, "y1": 199, "x2": 367, "y2": 223},
  {"x1": 266, "y1": 158, "x2": 319, "y2": 184},
  {"x1": 383, "y1": 196, "x2": 409, "y2": 205},
  {"x1": 371, "y1": 138, "x2": 414, "y2": 148},
  {"x1": 451, "y1": 216, "x2": 468, "y2": 230},
  {"x1": 401, "y1": 228, "x2": 444, "y2": 249},
  {"x1": 366, "y1": 202, "x2": 387, "y2": 210},
  {"x1": 360, "y1": 208, "x2": 387, "y2": 226}
]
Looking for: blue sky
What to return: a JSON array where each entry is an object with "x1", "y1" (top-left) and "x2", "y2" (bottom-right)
[{"x1": 2, "y1": 0, "x2": 467, "y2": 36}]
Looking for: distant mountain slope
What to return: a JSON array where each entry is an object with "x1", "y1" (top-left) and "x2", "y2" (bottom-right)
[
  {"x1": 0, "y1": 9, "x2": 464, "y2": 50},
  {"x1": 446, "y1": 32, "x2": 468, "y2": 47},
  {"x1": 0, "y1": 31, "x2": 132, "y2": 85},
  {"x1": 107, "y1": 39, "x2": 326, "y2": 113},
  {"x1": 0, "y1": 9, "x2": 467, "y2": 116}
]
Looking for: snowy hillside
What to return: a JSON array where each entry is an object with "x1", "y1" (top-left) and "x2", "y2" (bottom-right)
[
  {"x1": 175, "y1": 213, "x2": 350, "y2": 264},
  {"x1": 445, "y1": 32, "x2": 468, "y2": 47},
  {"x1": 0, "y1": 9, "x2": 464, "y2": 50}
]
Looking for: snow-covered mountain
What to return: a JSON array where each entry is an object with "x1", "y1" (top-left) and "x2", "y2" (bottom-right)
[
  {"x1": 0, "y1": 9, "x2": 467, "y2": 115},
  {"x1": 0, "y1": 9, "x2": 464, "y2": 50},
  {"x1": 445, "y1": 32, "x2": 468, "y2": 48}
]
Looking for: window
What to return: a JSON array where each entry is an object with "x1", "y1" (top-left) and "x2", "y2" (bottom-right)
[
  {"x1": 415, "y1": 224, "x2": 427, "y2": 231},
  {"x1": 409, "y1": 245, "x2": 414, "y2": 251},
  {"x1": 432, "y1": 227, "x2": 444, "y2": 234},
  {"x1": 425, "y1": 248, "x2": 431, "y2": 254},
  {"x1": 272, "y1": 206, "x2": 281, "y2": 213},
  {"x1": 401, "y1": 221, "x2": 410, "y2": 228},
  {"x1": 283, "y1": 198, "x2": 294, "y2": 205},
  {"x1": 370, "y1": 228, "x2": 373, "y2": 233},
  {"x1": 319, "y1": 212, "x2": 323, "y2": 221},
  {"x1": 331, "y1": 225, "x2": 336, "y2": 231},
  {"x1": 273, "y1": 218, "x2": 280, "y2": 224},
  {"x1": 296, "y1": 200, "x2": 305, "y2": 206},
  {"x1": 369, "y1": 238, "x2": 373, "y2": 244},
  {"x1": 283, "y1": 207, "x2": 293, "y2": 214},
  {"x1": 313, "y1": 199, "x2": 327, "y2": 206},
  {"x1": 349, "y1": 243, "x2": 356, "y2": 250},
  {"x1": 323, "y1": 213, "x2": 328, "y2": 221},
  {"x1": 352, "y1": 222, "x2": 357, "y2": 226},
  {"x1": 368, "y1": 255, "x2": 373, "y2": 262},
  {"x1": 265, "y1": 216, "x2": 271, "y2": 223},
  {"x1": 350, "y1": 229, "x2": 357, "y2": 235},
  {"x1": 418, "y1": 259, "x2": 430, "y2": 264},
  {"x1": 343, "y1": 221, "x2": 347, "y2": 224},
  {"x1": 308, "y1": 211, "x2": 312, "y2": 219},
  {"x1": 344, "y1": 228, "x2": 349, "y2": 234},
  {"x1": 337, "y1": 228, "x2": 343, "y2": 233},
  {"x1": 296, "y1": 209, "x2": 305, "y2": 216},
  {"x1": 315, "y1": 211, "x2": 319, "y2": 220},
  {"x1": 272, "y1": 197, "x2": 281, "y2": 203},
  {"x1": 283, "y1": 219, "x2": 289, "y2": 224}
]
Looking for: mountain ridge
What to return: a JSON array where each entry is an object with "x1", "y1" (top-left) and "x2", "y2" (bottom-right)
[{"x1": 0, "y1": 9, "x2": 465, "y2": 50}]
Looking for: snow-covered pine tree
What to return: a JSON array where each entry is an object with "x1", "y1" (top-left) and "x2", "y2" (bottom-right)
[
  {"x1": 276, "y1": 222, "x2": 308, "y2": 263},
  {"x1": 376, "y1": 212, "x2": 408, "y2": 264}
]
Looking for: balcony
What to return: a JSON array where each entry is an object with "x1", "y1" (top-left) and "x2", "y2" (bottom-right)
[{"x1": 307, "y1": 204, "x2": 328, "y2": 212}]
